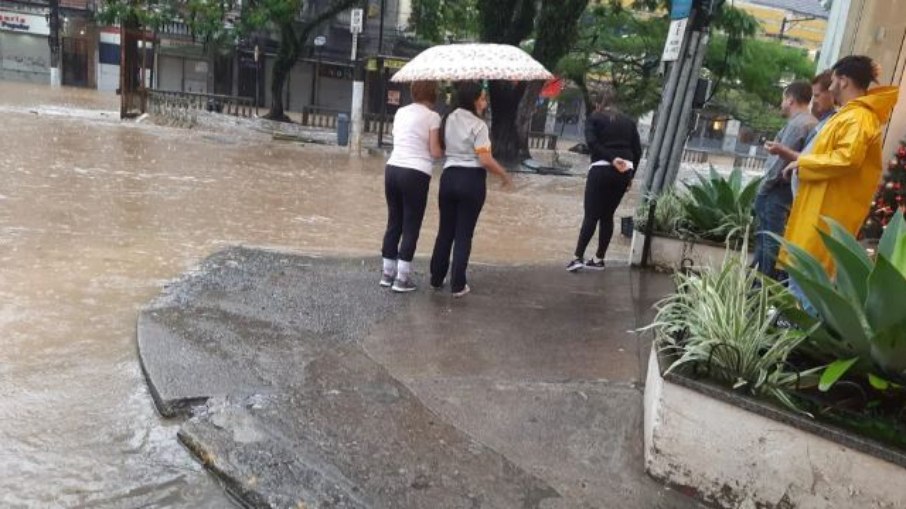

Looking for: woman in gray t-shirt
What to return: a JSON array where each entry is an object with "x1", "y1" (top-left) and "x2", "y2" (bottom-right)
[{"x1": 429, "y1": 81, "x2": 511, "y2": 297}]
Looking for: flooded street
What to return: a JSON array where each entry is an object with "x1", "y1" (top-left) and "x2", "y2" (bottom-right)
[{"x1": 0, "y1": 82, "x2": 624, "y2": 507}]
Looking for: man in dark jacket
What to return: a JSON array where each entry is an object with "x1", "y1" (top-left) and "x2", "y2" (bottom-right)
[{"x1": 567, "y1": 93, "x2": 643, "y2": 271}]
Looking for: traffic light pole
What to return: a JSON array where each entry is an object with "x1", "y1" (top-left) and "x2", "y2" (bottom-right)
[{"x1": 643, "y1": 2, "x2": 714, "y2": 196}]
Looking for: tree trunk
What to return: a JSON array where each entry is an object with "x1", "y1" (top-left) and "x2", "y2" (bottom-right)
[
  {"x1": 488, "y1": 81, "x2": 527, "y2": 167},
  {"x1": 515, "y1": 80, "x2": 544, "y2": 161},
  {"x1": 265, "y1": 23, "x2": 298, "y2": 122}
]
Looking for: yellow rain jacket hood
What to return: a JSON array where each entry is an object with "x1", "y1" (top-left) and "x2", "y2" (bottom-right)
[{"x1": 781, "y1": 86, "x2": 900, "y2": 274}]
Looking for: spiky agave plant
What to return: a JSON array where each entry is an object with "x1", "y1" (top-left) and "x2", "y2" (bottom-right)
[{"x1": 773, "y1": 211, "x2": 906, "y2": 391}]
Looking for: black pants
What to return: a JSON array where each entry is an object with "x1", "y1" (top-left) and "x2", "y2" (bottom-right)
[
  {"x1": 430, "y1": 167, "x2": 487, "y2": 292},
  {"x1": 382, "y1": 164, "x2": 431, "y2": 263},
  {"x1": 575, "y1": 165, "x2": 631, "y2": 259}
]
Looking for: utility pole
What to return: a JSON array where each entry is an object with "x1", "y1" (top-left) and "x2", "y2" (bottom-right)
[
  {"x1": 47, "y1": 0, "x2": 61, "y2": 87},
  {"x1": 349, "y1": 8, "x2": 365, "y2": 156},
  {"x1": 643, "y1": 0, "x2": 716, "y2": 196},
  {"x1": 640, "y1": 0, "x2": 716, "y2": 267},
  {"x1": 378, "y1": 0, "x2": 385, "y2": 54}
]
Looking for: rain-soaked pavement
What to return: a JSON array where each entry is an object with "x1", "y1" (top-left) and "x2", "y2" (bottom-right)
[{"x1": 0, "y1": 81, "x2": 636, "y2": 507}]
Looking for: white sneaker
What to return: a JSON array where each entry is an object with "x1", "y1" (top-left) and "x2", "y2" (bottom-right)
[
  {"x1": 391, "y1": 278, "x2": 417, "y2": 293},
  {"x1": 452, "y1": 285, "x2": 471, "y2": 298},
  {"x1": 379, "y1": 272, "x2": 394, "y2": 287}
]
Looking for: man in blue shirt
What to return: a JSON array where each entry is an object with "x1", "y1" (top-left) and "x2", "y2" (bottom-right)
[
  {"x1": 773, "y1": 71, "x2": 837, "y2": 195},
  {"x1": 753, "y1": 81, "x2": 817, "y2": 279}
]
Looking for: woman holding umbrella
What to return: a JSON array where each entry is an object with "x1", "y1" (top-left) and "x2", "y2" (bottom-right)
[
  {"x1": 386, "y1": 43, "x2": 552, "y2": 296},
  {"x1": 429, "y1": 81, "x2": 512, "y2": 297}
]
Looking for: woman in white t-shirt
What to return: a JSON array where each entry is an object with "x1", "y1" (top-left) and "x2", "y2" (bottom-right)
[
  {"x1": 429, "y1": 81, "x2": 512, "y2": 298},
  {"x1": 380, "y1": 81, "x2": 443, "y2": 293}
]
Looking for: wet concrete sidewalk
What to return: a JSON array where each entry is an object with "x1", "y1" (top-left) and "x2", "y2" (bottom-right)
[{"x1": 138, "y1": 246, "x2": 701, "y2": 508}]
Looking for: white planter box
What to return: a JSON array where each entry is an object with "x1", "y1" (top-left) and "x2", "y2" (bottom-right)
[
  {"x1": 629, "y1": 230, "x2": 735, "y2": 272},
  {"x1": 644, "y1": 349, "x2": 906, "y2": 508}
]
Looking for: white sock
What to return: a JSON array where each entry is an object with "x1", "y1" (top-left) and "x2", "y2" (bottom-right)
[
  {"x1": 382, "y1": 258, "x2": 397, "y2": 276},
  {"x1": 397, "y1": 260, "x2": 412, "y2": 281}
]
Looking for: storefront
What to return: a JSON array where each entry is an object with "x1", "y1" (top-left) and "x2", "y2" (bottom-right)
[
  {"x1": 0, "y1": 8, "x2": 50, "y2": 84},
  {"x1": 821, "y1": 0, "x2": 906, "y2": 157},
  {"x1": 155, "y1": 39, "x2": 210, "y2": 94}
]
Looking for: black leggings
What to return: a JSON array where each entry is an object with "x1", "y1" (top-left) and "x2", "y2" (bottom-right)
[
  {"x1": 430, "y1": 167, "x2": 487, "y2": 292},
  {"x1": 382, "y1": 164, "x2": 431, "y2": 263},
  {"x1": 575, "y1": 165, "x2": 631, "y2": 259}
]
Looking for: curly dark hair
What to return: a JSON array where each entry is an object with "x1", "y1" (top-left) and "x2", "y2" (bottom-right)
[{"x1": 832, "y1": 55, "x2": 880, "y2": 90}]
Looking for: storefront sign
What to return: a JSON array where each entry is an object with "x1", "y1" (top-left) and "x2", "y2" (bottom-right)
[
  {"x1": 319, "y1": 63, "x2": 353, "y2": 80},
  {"x1": 366, "y1": 57, "x2": 408, "y2": 72},
  {"x1": 387, "y1": 90, "x2": 400, "y2": 106},
  {"x1": 0, "y1": 11, "x2": 50, "y2": 36}
]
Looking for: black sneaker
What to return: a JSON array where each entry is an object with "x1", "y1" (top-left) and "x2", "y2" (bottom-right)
[
  {"x1": 379, "y1": 272, "x2": 394, "y2": 287},
  {"x1": 566, "y1": 258, "x2": 585, "y2": 272},
  {"x1": 584, "y1": 258, "x2": 606, "y2": 270},
  {"x1": 391, "y1": 278, "x2": 417, "y2": 293}
]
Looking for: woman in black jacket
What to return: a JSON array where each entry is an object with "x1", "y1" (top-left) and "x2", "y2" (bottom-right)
[{"x1": 567, "y1": 96, "x2": 642, "y2": 271}]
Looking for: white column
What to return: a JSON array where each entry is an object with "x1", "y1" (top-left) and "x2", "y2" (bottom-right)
[
  {"x1": 350, "y1": 80, "x2": 365, "y2": 156},
  {"x1": 818, "y1": 0, "x2": 854, "y2": 70},
  {"x1": 50, "y1": 67, "x2": 62, "y2": 88}
]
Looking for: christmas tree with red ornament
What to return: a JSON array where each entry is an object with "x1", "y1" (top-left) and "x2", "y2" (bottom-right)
[{"x1": 861, "y1": 140, "x2": 906, "y2": 239}]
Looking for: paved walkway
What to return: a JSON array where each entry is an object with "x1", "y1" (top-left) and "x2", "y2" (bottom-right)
[{"x1": 138, "y1": 246, "x2": 702, "y2": 508}]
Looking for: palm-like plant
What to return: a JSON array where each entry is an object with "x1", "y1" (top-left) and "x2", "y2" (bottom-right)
[
  {"x1": 775, "y1": 211, "x2": 906, "y2": 389},
  {"x1": 643, "y1": 240, "x2": 809, "y2": 409},
  {"x1": 681, "y1": 166, "x2": 762, "y2": 246}
]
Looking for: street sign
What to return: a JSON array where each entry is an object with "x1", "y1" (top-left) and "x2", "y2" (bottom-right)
[
  {"x1": 671, "y1": 0, "x2": 693, "y2": 19},
  {"x1": 314, "y1": 35, "x2": 327, "y2": 47},
  {"x1": 661, "y1": 18, "x2": 687, "y2": 62},
  {"x1": 350, "y1": 8, "x2": 363, "y2": 34}
]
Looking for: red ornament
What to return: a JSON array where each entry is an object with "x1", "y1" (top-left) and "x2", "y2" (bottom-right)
[
  {"x1": 895, "y1": 182, "x2": 903, "y2": 190},
  {"x1": 898, "y1": 146, "x2": 906, "y2": 158}
]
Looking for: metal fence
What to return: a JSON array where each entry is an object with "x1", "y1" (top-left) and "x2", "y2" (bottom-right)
[{"x1": 149, "y1": 90, "x2": 256, "y2": 124}]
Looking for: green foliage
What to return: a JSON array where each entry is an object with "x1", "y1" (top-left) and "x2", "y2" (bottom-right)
[
  {"x1": 561, "y1": 2, "x2": 667, "y2": 116},
  {"x1": 408, "y1": 0, "x2": 478, "y2": 43},
  {"x1": 634, "y1": 168, "x2": 761, "y2": 245},
  {"x1": 705, "y1": 36, "x2": 817, "y2": 132},
  {"x1": 775, "y1": 212, "x2": 906, "y2": 387},
  {"x1": 633, "y1": 187, "x2": 688, "y2": 236},
  {"x1": 679, "y1": 167, "x2": 762, "y2": 246},
  {"x1": 96, "y1": 0, "x2": 180, "y2": 29},
  {"x1": 643, "y1": 241, "x2": 810, "y2": 409}
]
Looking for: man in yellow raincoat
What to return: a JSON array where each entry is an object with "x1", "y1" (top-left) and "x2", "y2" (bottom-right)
[{"x1": 782, "y1": 55, "x2": 899, "y2": 309}]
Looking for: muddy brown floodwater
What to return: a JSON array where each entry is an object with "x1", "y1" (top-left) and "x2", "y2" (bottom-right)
[{"x1": 0, "y1": 81, "x2": 633, "y2": 507}]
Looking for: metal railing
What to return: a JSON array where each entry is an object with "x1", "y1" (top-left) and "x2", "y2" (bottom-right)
[
  {"x1": 734, "y1": 154, "x2": 768, "y2": 172},
  {"x1": 364, "y1": 113, "x2": 393, "y2": 136},
  {"x1": 295, "y1": 109, "x2": 560, "y2": 148},
  {"x1": 301, "y1": 106, "x2": 345, "y2": 130},
  {"x1": 149, "y1": 90, "x2": 256, "y2": 120},
  {"x1": 528, "y1": 133, "x2": 558, "y2": 150}
]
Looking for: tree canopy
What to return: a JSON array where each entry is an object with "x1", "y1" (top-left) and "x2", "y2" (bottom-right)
[{"x1": 410, "y1": 0, "x2": 817, "y2": 142}]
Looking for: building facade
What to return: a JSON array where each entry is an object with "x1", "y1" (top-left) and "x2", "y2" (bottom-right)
[{"x1": 819, "y1": 0, "x2": 906, "y2": 158}]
